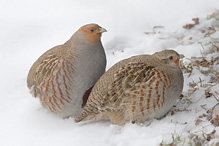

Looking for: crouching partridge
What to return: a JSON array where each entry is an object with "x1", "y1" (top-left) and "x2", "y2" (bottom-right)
[
  {"x1": 27, "y1": 23, "x2": 107, "y2": 118},
  {"x1": 75, "y1": 50, "x2": 184, "y2": 125}
]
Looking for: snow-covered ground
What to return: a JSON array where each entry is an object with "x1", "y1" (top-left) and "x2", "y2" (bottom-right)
[{"x1": 0, "y1": 0, "x2": 218, "y2": 145}]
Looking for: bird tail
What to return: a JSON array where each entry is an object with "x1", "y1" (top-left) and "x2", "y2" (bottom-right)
[
  {"x1": 74, "y1": 106, "x2": 97, "y2": 123},
  {"x1": 74, "y1": 110, "x2": 89, "y2": 123}
]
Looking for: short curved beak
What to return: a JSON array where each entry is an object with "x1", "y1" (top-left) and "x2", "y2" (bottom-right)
[
  {"x1": 99, "y1": 27, "x2": 107, "y2": 33},
  {"x1": 179, "y1": 54, "x2": 185, "y2": 59}
]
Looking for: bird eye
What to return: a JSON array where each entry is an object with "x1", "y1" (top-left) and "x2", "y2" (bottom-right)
[
  {"x1": 90, "y1": 29, "x2": 94, "y2": 33},
  {"x1": 169, "y1": 56, "x2": 173, "y2": 60}
]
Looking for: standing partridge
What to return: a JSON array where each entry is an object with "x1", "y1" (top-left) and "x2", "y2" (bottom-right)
[
  {"x1": 27, "y1": 23, "x2": 107, "y2": 118},
  {"x1": 75, "y1": 50, "x2": 184, "y2": 125}
]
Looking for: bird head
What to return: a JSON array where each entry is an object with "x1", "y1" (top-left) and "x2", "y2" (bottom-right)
[
  {"x1": 78, "y1": 23, "x2": 107, "y2": 44},
  {"x1": 153, "y1": 50, "x2": 184, "y2": 66}
]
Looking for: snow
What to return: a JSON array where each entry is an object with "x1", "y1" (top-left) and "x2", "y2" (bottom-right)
[{"x1": 0, "y1": 0, "x2": 219, "y2": 145}]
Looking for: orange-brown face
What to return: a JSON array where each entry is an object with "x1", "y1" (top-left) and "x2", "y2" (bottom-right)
[
  {"x1": 168, "y1": 55, "x2": 180, "y2": 66},
  {"x1": 154, "y1": 50, "x2": 183, "y2": 66},
  {"x1": 79, "y1": 24, "x2": 107, "y2": 44}
]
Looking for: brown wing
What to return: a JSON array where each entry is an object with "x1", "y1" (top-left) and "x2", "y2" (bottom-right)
[
  {"x1": 27, "y1": 54, "x2": 75, "y2": 112},
  {"x1": 75, "y1": 61, "x2": 155, "y2": 122},
  {"x1": 27, "y1": 45, "x2": 74, "y2": 90},
  {"x1": 121, "y1": 68, "x2": 172, "y2": 122},
  {"x1": 100, "y1": 62, "x2": 155, "y2": 109}
]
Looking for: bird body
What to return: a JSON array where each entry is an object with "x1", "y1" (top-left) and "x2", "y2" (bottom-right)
[
  {"x1": 27, "y1": 24, "x2": 107, "y2": 118},
  {"x1": 75, "y1": 50, "x2": 184, "y2": 125}
]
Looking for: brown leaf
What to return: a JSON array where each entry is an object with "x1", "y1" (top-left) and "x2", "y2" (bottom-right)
[{"x1": 195, "y1": 118, "x2": 202, "y2": 126}]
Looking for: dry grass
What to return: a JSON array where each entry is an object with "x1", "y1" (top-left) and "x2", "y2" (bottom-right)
[{"x1": 159, "y1": 11, "x2": 219, "y2": 146}]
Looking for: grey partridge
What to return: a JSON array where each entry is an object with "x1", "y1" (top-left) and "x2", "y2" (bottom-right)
[
  {"x1": 75, "y1": 50, "x2": 184, "y2": 125},
  {"x1": 27, "y1": 23, "x2": 107, "y2": 118}
]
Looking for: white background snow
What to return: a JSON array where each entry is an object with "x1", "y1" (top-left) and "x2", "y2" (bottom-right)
[{"x1": 0, "y1": 0, "x2": 218, "y2": 145}]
